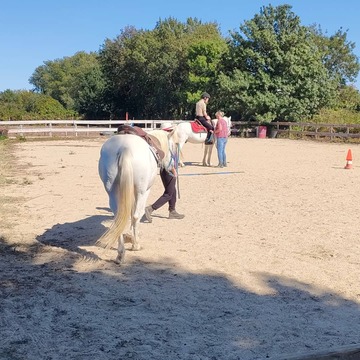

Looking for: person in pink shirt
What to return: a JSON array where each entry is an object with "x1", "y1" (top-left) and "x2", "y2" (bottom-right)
[{"x1": 214, "y1": 111, "x2": 229, "y2": 167}]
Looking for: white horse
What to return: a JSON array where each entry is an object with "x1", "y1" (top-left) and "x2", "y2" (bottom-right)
[
  {"x1": 96, "y1": 129, "x2": 176, "y2": 263},
  {"x1": 171, "y1": 116, "x2": 231, "y2": 166}
]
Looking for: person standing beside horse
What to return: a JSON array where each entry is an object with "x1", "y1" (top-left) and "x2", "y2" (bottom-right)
[
  {"x1": 145, "y1": 152, "x2": 184, "y2": 222},
  {"x1": 214, "y1": 110, "x2": 229, "y2": 168},
  {"x1": 195, "y1": 92, "x2": 214, "y2": 144}
]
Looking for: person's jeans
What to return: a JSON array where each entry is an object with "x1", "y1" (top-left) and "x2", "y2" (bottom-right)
[
  {"x1": 152, "y1": 168, "x2": 177, "y2": 211},
  {"x1": 216, "y1": 137, "x2": 227, "y2": 165}
]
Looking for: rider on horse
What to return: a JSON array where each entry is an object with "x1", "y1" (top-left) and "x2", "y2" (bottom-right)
[{"x1": 195, "y1": 92, "x2": 214, "y2": 144}]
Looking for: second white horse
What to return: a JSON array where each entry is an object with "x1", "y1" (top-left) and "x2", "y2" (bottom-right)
[{"x1": 170, "y1": 117, "x2": 231, "y2": 166}]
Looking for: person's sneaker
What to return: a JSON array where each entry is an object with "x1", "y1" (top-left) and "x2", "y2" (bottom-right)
[
  {"x1": 168, "y1": 210, "x2": 185, "y2": 219},
  {"x1": 145, "y1": 206, "x2": 154, "y2": 223}
]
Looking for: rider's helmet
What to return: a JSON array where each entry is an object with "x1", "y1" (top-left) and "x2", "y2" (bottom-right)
[{"x1": 201, "y1": 92, "x2": 211, "y2": 99}]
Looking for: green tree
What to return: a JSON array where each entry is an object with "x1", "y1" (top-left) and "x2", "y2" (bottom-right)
[
  {"x1": 186, "y1": 36, "x2": 228, "y2": 116},
  {"x1": 309, "y1": 26, "x2": 360, "y2": 85},
  {"x1": 218, "y1": 4, "x2": 339, "y2": 121},
  {"x1": 29, "y1": 52, "x2": 106, "y2": 118},
  {"x1": 99, "y1": 18, "x2": 225, "y2": 119},
  {"x1": 0, "y1": 90, "x2": 75, "y2": 120},
  {"x1": 99, "y1": 26, "x2": 151, "y2": 119},
  {"x1": 0, "y1": 90, "x2": 23, "y2": 120}
]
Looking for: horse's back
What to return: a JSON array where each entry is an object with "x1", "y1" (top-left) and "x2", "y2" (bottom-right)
[
  {"x1": 175, "y1": 121, "x2": 207, "y2": 144},
  {"x1": 100, "y1": 133, "x2": 149, "y2": 155},
  {"x1": 175, "y1": 122, "x2": 192, "y2": 137}
]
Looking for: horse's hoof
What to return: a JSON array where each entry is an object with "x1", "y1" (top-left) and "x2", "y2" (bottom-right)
[
  {"x1": 115, "y1": 253, "x2": 125, "y2": 264},
  {"x1": 131, "y1": 244, "x2": 141, "y2": 251},
  {"x1": 123, "y1": 233, "x2": 133, "y2": 243}
]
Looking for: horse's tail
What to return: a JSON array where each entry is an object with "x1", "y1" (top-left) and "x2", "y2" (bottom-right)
[{"x1": 96, "y1": 148, "x2": 134, "y2": 249}]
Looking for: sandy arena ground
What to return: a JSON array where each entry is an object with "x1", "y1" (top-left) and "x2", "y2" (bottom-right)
[{"x1": 0, "y1": 136, "x2": 359, "y2": 360}]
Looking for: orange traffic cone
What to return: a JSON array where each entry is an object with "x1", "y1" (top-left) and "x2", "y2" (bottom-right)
[{"x1": 344, "y1": 149, "x2": 353, "y2": 169}]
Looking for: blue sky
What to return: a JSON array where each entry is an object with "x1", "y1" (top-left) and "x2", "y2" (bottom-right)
[{"x1": 1, "y1": 0, "x2": 360, "y2": 92}]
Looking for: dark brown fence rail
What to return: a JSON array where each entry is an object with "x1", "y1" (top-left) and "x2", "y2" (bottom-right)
[{"x1": 231, "y1": 121, "x2": 360, "y2": 140}]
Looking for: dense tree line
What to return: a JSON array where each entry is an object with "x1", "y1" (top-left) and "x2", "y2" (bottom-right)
[
  {"x1": 1, "y1": 4, "x2": 360, "y2": 123},
  {"x1": 0, "y1": 90, "x2": 76, "y2": 120}
]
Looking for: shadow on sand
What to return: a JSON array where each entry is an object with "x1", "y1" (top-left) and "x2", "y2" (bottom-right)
[{"x1": 0, "y1": 221, "x2": 359, "y2": 360}]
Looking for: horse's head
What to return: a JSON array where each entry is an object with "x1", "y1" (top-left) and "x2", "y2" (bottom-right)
[
  {"x1": 167, "y1": 127, "x2": 179, "y2": 146},
  {"x1": 223, "y1": 116, "x2": 232, "y2": 135},
  {"x1": 166, "y1": 128, "x2": 184, "y2": 166},
  {"x1": 148, "y1": 129, "x2": 177, "y2": 169}
]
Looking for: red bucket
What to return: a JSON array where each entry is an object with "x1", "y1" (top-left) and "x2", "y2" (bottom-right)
[{"x1": 257, "y1": 126, "x2": 267, "y2": 138}]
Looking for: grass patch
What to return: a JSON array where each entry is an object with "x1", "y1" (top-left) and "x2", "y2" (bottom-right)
[
  {"x1": 0, "y1": 141, "x2": 15, "y2": 185},
  {"x1": 0, "y1": 141, "x2": 24, "y2": 230}
]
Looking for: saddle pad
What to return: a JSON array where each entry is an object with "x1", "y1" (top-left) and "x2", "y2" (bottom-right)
[{"x1": 191, "y1": 121, "x2": 207, "y2": 133}]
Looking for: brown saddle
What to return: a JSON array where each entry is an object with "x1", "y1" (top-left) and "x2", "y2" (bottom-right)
[{"x1": 116, "y1": 125, "x2": 165, "y2": 160}]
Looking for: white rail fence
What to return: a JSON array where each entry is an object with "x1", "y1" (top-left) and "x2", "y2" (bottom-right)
[
  {"x1": 0, "y1": 120, "x2": 178, "y2": 138},
  {"x1": 3, "y1": 120, "x2": 360, "y2": 140}
]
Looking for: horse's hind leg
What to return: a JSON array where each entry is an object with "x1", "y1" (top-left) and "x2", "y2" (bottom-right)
[
  {"x1": 122, "y1": 228, "x2": 140, "y2": 251},
  {"x1": 207, "y1": 144, "x2": 214, "y2": 166},
  {"x1": 203, "y1": 144, "x2": 213, "y2": 166},
  {"x1": 130, "y1": 223, "x2": 141, "y2": 251},
  {"x1": 203, "y1": 145, "x2": 208, "y2": 166},
  {"x1": 115, "y1": 234, "x2": 125, "y2": 264},
  {"x1": 129, "y1": 191, "x2": 150, "y2": 251}
]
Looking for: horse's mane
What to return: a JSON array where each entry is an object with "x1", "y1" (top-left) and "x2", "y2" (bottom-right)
[{"x1": 149, "y1": 129, "x2": 174, "y2": 169}]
